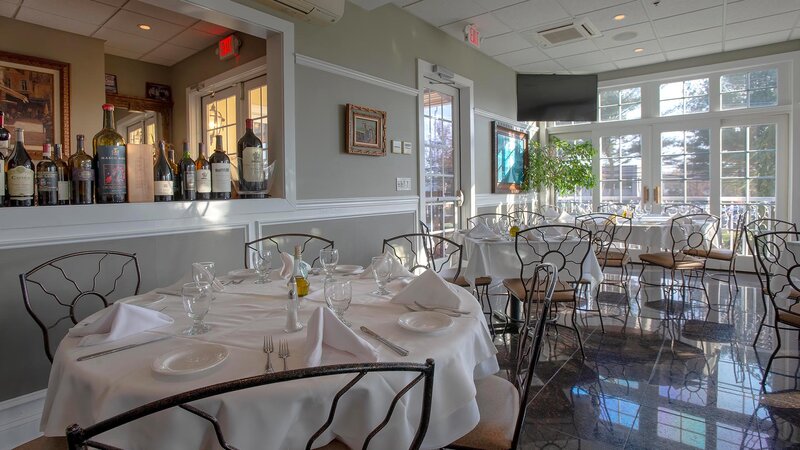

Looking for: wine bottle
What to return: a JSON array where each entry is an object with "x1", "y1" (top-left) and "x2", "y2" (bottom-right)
[
  {"x1": 291, "y1": 245, "x2": 310, "y2": 297},
  {"x1": 7, "y1": 129, "x2": 34, "y2": 207},
  {"x1": 69, "y1": 134, "x2": 94, "y2": 204},
  {"x1": 36, "y1": 143, "x2": 58, "y2": 206},
  {"x1": 237, "y1": 118, "x2": 266, "y2": 199},
  {"x1": 53, "y1": 144, "x2": 70, "y2": 205},
  {"x1": 195, "y1": 143, "x2": 211, "y2": 201},
  {"x1": 93, "y1": 104, "x2": 127, "y2": 203},
  {"x1": 153, "y1": 141, "x2": 173, "y2": 202},
  {"x1": 0, "y1": 111, "x2": 10, "y2": 159},
  {"x1": 179, "y1": 142, "x2": 196, "y2": 201},
  {"x1": 0, "y1": 141, "x2": 4, "y2": 207},
  {"x1": 209, "y1": 135, "x2": 231, "y2": 200},
  {"x1": 167, "y1": 144, "x2": 181, "y2": 201}
]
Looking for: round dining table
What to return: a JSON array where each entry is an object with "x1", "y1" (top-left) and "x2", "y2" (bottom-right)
[{"x1": 40, "y1": 272, "x2": 499, "y2": 450}]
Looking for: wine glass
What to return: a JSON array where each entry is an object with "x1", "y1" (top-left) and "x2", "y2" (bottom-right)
[
  {"x1": 643, "y1": 203, "x2": 652, "y2": 215},
  {"x1": 371, "y1": 256, "x2": 392, "y2": 295},
  {"x1": 251, "y1": 247, "x2": 272, "y2": 284},
  {"x1": 193, "y1": 261, "x2": 215, "y2": 285},
  {"x1": 325, "y1": 280, "x2": 352, "y2": 326},
  {"x1": 320, "y1": 249, "x2": 339, "y2": 281},
  {"x1": 182, "y1": 282, "x2": 211, "y2": 335}
]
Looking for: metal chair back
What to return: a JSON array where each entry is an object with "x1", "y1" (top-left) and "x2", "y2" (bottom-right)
[
  {"x1": 754, "y1": 231, "x2": 800, "y2": 301},
  {"x1": 669, "y1": 213, "x2": 720, "y2": 259},
  {"x1": 382, "y1": 233, "x2": 462, "y2": 281},
  {"x1": 514, "y1": 224, "x2": 591, "y2": 287},
  {"x1": 745, "y1": 219, "x2": 797, "y2": 292},
  {"x1": 576, "y1": 213, "x2": 631, "y2": 271},
  {"x1": 66, "y1": 360, "x2": 436, "y2": 450},
  {"x1": 418, "y1": 220, "x2": 430, "y2": 234},
  {"x1": 19, "y1": 250, "x2": 141, "y2": 362},
  {"x1": 245, "y1": 233, "x2": 334, "y2": 269},
  {"x1": 467, "y1": 213, "x2": 514, "y2": 230}
]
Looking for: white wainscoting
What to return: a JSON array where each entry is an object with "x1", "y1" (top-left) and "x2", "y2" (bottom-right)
[{"x1": 0, "y1": 390, "x2": 46, "y2": 450}]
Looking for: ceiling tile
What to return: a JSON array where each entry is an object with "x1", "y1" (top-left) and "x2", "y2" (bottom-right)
[
  {"x1": 569, "y1": 62, "x2": 618, "y2": 74},
  {"x1": 492, "y1": 0, "x2": 571, "y2": 31},
  {"x1": 143, "y1": 42, "x2": 196, "y2": 64},
  {"x1": 493, "y1": 46, "x2": 550, "y2": 66},
  {"x1": 514, "y1": 59, "x2": 566, "y2": 73},
  {"x1": 602, "y1": 39, "x2": 661, "y2": 60},
  {"x1": 94, "y1": 25, "x2": 161, "y2": 54},
  {"x1": 666, "y1": 43, "x2": 722, "y2": 60},
  {"x1": 474, "y1": 0, "x2": 524, "y2": 10},
  {"x1": 652, "y1": 6, "x2": 723, "y2": 37},
  {"x1": 792, "y1": 28, "x2": 800, "y2": 40},
  {"x1": 22, "y1": 0, "x2": 116, "y2": 25},
  {"x1": 594, "y1": 22, "x2": 656, "y2": 49},
  {"x1": 16, "y1": 5, "x2": 99, "y2": 35},
  {"x1": 726, "y1": 0, "x2": 800, "y2": 23},
  {"x1": 614, "y1": 53, "x2": 666, "y2": 68},
  {"x1": 439, "y1": 12, "x2": 512, "y2": 40},
  {"x1": 724, "y1": 30, "x2": 792, "y2": 51},
  {"x1": 660, "y1": 27, "x2": 722, "y2": 51},
  {"x1": 539, "y1": 39, "x2": 601, "y2": 58},
  {"x1": 582, "y1": 1, "x2": 648, "y2": 32},
  {"x1": 103, "y1": 45, "x2": 146, "y2": 60},
  {"x1": 94, "y1": 0, "x2": 126, "y2": 6},
  {"x1": 123, "y1": 0, "x2": 197, "y2": 27},
  {"x1": 642, "y1": 0, "x2": 722, "y2": 20},
  {"x1": 0, "y1": 0, "x2": 19, "y2": 18},
  {"x1": 192, "y1": 21, "x2": 231, "y2": 37},
  {"x1": 557, "y1": 50, "x2": 611, "y2": 69},
  {"x1": 479, "y1": 32, "x2": 531, "y2": 56},
  {"x1": 170, "y1": 27, "x2": 219, "y2": 51},
  {"x1": 725, "y1": 14, "x2": 800, "y2": 40},
  {"x1": 103, "y1": 9, "x2": 185, "y2": 41},
  {"x1": 403, "y1": 0, "x2": 487, "y2": 27},
  {"x1": 558, "y1": 0, "x2": 635, "y2": 16},
  {"x1": 139, "y1": 54, "x2": 174, "y2": 66}
]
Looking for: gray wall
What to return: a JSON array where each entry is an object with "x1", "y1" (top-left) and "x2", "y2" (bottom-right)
[{"x1": 475, "y1": 115, "x2": 495, "y2": 195}]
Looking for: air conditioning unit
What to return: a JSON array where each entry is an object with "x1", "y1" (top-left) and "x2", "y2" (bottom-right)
[
  {"x1": 523, "y1": 18, "x2": 602, "y2": 48},
  {"x1": 250, "y1": 0, "x2": 344, "y2": 24}
]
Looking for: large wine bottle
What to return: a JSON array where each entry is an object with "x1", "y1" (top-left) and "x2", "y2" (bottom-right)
[
  {"x1": 195, "y1": 143, "x2": 211, "y2": 200},
  {"x1": 69, "y1": 134, "x2": 94, "y2": 204},
  {"x1": 237, "y1": 118, "x2": 266, "y2": 198},
  {"x1": 93, "y1": 104, "x2": 127, "y2": 203},
  {"x1": 0, "y1": 111, "x2": 10, "y2": 158},
  {"x1": 167, "y1": 145, "x2": 181, "y2": 201},
  {"x1": 209, "y1": 135, "x2": 231, "y2": 200},
  {"x1": 7, "y1": 128, "x2": 34, "y2": 207},
  {"x1": 53, "y1": 144, "x2": 70, "y2": 205},
  {"x1": 179, "y1": 142, "x2": 196, "y2": 201},
  {"x1": 36, "y1": 143, "x2": 58, "y2": 206},
  {"x1": 154, "y1": 141, "x2": 173, "y2": 202}
]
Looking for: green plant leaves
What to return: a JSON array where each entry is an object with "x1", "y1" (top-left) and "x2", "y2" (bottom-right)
[{"x1": 523, "y1": 136, "x2": 597, "y2": 195}]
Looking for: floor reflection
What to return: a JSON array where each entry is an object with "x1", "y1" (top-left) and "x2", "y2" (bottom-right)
[{"x1": 499, "y1": 269, "x2": 800, "y2": 449}]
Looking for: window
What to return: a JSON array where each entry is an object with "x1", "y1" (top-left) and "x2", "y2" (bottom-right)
[
  {"x1": 657, "y1": 408, "x2": 706, "y2": 449},
  {"x1": 720, "y1": 68, "x2": 777, "y2": 110},
  {"x1": 660, "y1": 129, "x2": 710, "y2": 207},
  {"x1": 423, "y1": 86, "x2": 459, "y2": 235},
  {"x1": 247, "y1": 83, "x2": 268, "y2": 143},
  {"x1": 599, "y1": 87, "x2": 641, "y2": 122},
  {"x1": 599, "y1": 134, "x2": 642, "y2": 203},
  {"x1": 551, "y1": 135, "x2": 593, "y2": 211},
  {"x1": 660, "y1": 78, "x2": 709, "y2": 116},
  {"x1": 551, "y1": 120, "x2": 590, "y2": 127}
]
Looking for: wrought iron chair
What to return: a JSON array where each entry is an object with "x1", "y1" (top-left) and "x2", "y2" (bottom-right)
[
  {"x1": 753, "y1": 231, "x2": 800, "y2": 387},
  {"x1": 746, "y1": 219, "x2": 798, "y2": 346},
  {"x1": 19, "y1": 251, "x2": 141, "y2": 362},
  {"x1": 509, "y1": 210, "x2": 545, "y2": 227},
  {"x1": 684, "y1": 210, "x2": 747, "y2": 292},
  {"x1": 502, "y1": 225, "x2": 592, "y2": 358},
  {"x1": 383, "y1": 233, "x2": 463, "y2": 280},
  {"x1": 467, "y1": 213, "x2": 515, "y2": 230},
  {"x1": 577, "y1": 213, "x2": 633, "y2": 310},
  {"x1": 418, "y1": 220, "x2": 430, "y2": 234},
  {"x1": 447, "y1": 263, "x2": 556, "y2": 450},
  {"x1": 662, "y1": 203, "x2": 706, "y2": 215},
  {"x1": 65, "y1": 360, "x2": 436, "y2": 450},
  {"x1": 245, "y1": 233, "x2": 334, "y2": 269}
]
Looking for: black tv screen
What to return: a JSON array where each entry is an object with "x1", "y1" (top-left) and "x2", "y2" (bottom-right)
[{"x1": 516, "y1": 74, "x2": 598, "y2": 122}]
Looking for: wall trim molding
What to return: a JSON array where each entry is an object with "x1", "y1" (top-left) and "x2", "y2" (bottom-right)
[
  {"x1": 474, "y1": 108, "x2": 523, "y2": 127},
  {"x1": 295, "y1": 54, "x2": 420, "y2": 97},
  {"x1": 0, "y1": 389, "x2": 46, "y2": 450}
]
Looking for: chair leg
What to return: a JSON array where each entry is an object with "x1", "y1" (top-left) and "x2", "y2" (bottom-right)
[
  {"x1": 753, "y1": 293, "x2": 769, "y2": 347},
  {"x1": 571, "y1": 302, "x2": 586, "y2": 359},
  {"x1": 592, "y1": 283, "x2": 605, "y2": 334},
  {"x1": 761, "y1": 319, "x2": 782, "y2": 387}
]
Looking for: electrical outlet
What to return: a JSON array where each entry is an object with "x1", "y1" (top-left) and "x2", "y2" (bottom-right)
[
  {"x1": 396, "y1": 177, "x2": 412, "y2": 191},
  {"x1": 391, "y1": 140, "x2": 402, "y2": 154},
  {"x1": 402, "y1": 141, "x2": 413, "y2": 155}
]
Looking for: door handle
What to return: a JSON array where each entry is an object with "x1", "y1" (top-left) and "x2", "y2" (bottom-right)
[
  {"x1": 654, "y1": 186, "x2": 661, "y2": 204},
  {"x1": 456, "y1": 189, "x2": 464, "y2": 207}
]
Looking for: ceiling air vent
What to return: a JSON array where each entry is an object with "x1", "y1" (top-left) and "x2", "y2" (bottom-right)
[{"x1": 526, "y1": 18, "x2": 602, "y2": 48}]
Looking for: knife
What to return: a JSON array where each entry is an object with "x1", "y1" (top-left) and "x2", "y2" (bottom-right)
[
  {"x1": 77, "y1": 336, "x2": 171, "y2": 361},
  {"x1": 360, "y1": 326, "x2": 408, "y2": 357}
]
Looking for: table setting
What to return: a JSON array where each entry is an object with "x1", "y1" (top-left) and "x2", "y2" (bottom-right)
[{"x1": 39, "y1": 249, "x2": 499, "y2": 450}]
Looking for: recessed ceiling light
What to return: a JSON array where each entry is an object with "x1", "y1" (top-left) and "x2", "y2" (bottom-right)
[
  {"x1": 138, "y1": 24, "x2": 151, "y2": 30},
  {"x1": 614, "y1": 14, "x2": 626, "y2": 21},
  {"x1": 634, "y1": 47, "x2": 644, "y2": 53}
]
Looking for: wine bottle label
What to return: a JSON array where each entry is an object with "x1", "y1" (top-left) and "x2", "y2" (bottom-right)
[
  {"x1": 96, "y1": 145, "x2": 127, "y2": 196},
  {"x1": 37, "y1": 172, "x2": 57, "y2": 192},
  {"x1": 72, "y1": 167, "x2": 94, "y2": 182},
  {"x1": 154, "y1": 180, "x2": 172, "y2": 196},
  {"x1": 0, "y1": 160, "x2": 4, "y2": 192},
  {"x1": 58, "y1": 181, "x2": 70, "y2": 200},
  {"x1": 8, "y1": 166, "x2": 34, "y2": 198},
  {"x1": 211, "y1": 162, "x2": 231, "y2": 193},
  {"x1": 242, "y1": 146, "x2": 265, "y2": 183},
  {"x1": 196, "y1": 169, "x2": 211, "y2": 193},
  {"x1": 0, "y1": 139, "x2": 8, "y2": 154},
  {"x1": 183, "y1": 167, "x2": 196, "y2": 191}
]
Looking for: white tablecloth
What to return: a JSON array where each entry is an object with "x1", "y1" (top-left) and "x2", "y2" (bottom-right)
[{"x1": 41, "y1": 275, "x2": 499, "y2": 450}]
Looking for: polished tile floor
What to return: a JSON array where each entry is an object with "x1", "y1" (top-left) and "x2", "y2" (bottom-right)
[{"x1": 494, "y1": 268, "x2": 800, "y2": 449}]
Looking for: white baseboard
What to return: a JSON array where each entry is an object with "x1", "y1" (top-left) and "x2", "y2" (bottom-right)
[{"x1": 0, "y1": 390, "x2": 46, "y2": 450}]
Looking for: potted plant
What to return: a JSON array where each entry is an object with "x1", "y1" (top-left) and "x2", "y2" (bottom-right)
[{"x1": 522, "y1": 136, "x2": 597, "y2": 207}]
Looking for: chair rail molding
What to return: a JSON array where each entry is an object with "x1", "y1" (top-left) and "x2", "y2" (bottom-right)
[{"x1": 0, "y1": 389, "x2": 46, "y2": 450}]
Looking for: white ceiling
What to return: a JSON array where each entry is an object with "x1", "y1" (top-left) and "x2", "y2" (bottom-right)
[
  {"x1": 0, "y1": 0, "x2": 232, "y2": 66},
  {"x1": 354, "y1": 0, "x2": 800, "y2": 74}
]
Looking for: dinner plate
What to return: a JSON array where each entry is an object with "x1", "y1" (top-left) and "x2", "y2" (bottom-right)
[
  {"x1": 480, "y1": 236, "x2": 505, "y2": 242},
  {"x1": 228, "y1": 268, "x2": 258, "y2": 279},
  {"x1": 335, "y1": 265, "x2": 363, "y2": 274},
  {"x1": 397, "y1": 311, "x2": 454, "y2": 334},
  {"x1": 152, "y1": 344, "x2": 229, "y2": 376},
  {"x1": 122, "y1": 292, "x2": 166, "y2": 308}
]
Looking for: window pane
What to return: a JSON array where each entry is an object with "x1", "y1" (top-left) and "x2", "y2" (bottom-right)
[
  {"x1": 750, "y1": 88, "x2": 777, "y2": 107},
  {"x1": 660, "y1": 129, "x2": 710, "y2": 204},
  {"x1": 661, "y1": 132, "x2": 684, "y2": 155},
  {"x1": 750, "y1": 69, "x2": 777, "y2": 89},
  {"x1": 720, "y1": 68, "x2": 778, "y2": 110},
  {"x1": 721, "y1": 127, "x2": 746, "y2": 152},
  {"x1": 721, "y1": 179, "x2": 746, "y2": 198},
  {"x1": 620, "y1": 87, "x2": 641, "y2": 103},
  {"x1": 600, "y1": 134, "x2": 641, "y2": 203},
  {"x1": 684, "y1": 78, "x2": 708, "y2": 96},
  {"x1": 601, "y1": 136, "x2": 618, "y2": 157},
  {"x1": 599, "y1": 90, "x2": 618, "y2": 106},
  {"x1": 721, "y1": 92, "x2": 747, "y2": 109},
  {"x1": 721, "y1": 73, "x2": 747, "y2": 92},
  {"x1": 600, "y1": 106, "x2": 619, "y2": 121},
  {"x1": 749, "y1": 151, "x2": 775, "y2": 177},
  {"x1": 721, "y1": 153, "x2": 745, "y2": 177},
  {"x1": 662, "y1": 155, "x2": 683, "y2": 179},
  {"x1": 621, "y1": 103, "x2": 640, "y2": 120},
  {"x1": 750, "y1": 124, "x2": 775, "y2": 150},
  {"x1": 684, "y1": 96, "x2": 709, "y2": 114},
  {"x1": 660, "y1": 82, "x2": 682, "y2": 100},
  {"x1": 750, "y1": 178, "x2": 775, "y2": 198},
  {"x1": 660, "y1": 99, "x2": 683, "y2": 116}
]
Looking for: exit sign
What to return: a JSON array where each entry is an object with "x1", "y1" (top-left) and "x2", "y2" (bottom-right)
[
  {"x1": 465, "y1": 24, "x2": 480, "y2": 48},
  {"x1": 218, "y1": 35, "x2": 240, "y2": 61}
]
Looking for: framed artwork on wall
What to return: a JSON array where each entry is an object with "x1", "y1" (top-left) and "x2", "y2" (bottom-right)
[
  {"x1": 105, "y1": 74, "x2": 118, "y2": 94},
  {"x1": 0, "y1": 50, "x2": 70, "y2": 158},
  {"x1": 346, "y1": 103, "x2": 386, "y2": 156},
  {"x1": 492, "y1": 121, "x2": 529, "y2": 193},
  {"x1": 145, "y1": 82, "x2": 172, "y2": 102}
]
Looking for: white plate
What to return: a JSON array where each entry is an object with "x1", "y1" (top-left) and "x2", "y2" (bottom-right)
[
  {"x1": 335, "y1": 265, "x2": 364, "y2": 274},
  {"x1": 397, "y1": 311, "x2": 454, "y2": 334},
  {"x1": 228, "y1": 268, "x2": 258, "y2": 279},
  {"x1": 123, "y1": 292, "x2": 166, "y2": 308},
  {"x1": 152, "y1": 344, "x2": 229, "y2": 376},
  {"x1": 480, "y1": 236, "x2": 505, "y2": 242}
]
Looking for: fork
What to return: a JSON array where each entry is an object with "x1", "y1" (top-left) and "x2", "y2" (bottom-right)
[
  {"x1": 278, "y1": 340, "x2": 289, "y2": 371},
  {"x1": 263, "y1": 336, "x2": 274, "y2": 373}
]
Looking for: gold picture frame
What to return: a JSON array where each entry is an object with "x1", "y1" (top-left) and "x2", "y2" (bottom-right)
[{"x1": 346, "y1": 103, "x2": 386, "y2": 156}]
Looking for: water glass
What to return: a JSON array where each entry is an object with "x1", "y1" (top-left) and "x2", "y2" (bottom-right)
[
  {"x1": 325, "y1": 280, "x2": 352, "y2": 326},
  {"x1": 371, "y1": 256, "x2": 392, "y2": 295},
  {"x1": 643, "y1": 204, "x2": 653, "y2": 215},
  {"x1": 320, "y1": 249, "x2": 339, "y2": 281},
  {"x1": 182, "y1": 282, "x2": 211, "y2": 335},
  {"x1": 251, "y1": 248, "x2": 272, "y2": 284},
  {"x1": 193, "y1": 261, "x2": 216, "y2": 285}
]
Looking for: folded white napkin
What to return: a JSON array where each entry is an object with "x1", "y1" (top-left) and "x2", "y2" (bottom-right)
[
  {"x1": 67, "y1": 302, "x2": 173, "y2": 347},
  {"x1": 391, "y1": 269, "x2": 463, "y2": 310},
  {"x1": 280, "y1": 252, "x2": 312, "y2": 279},
  {"x1": 304, "y1": 306, "x2": 379, "y2": 367},
  {"x1": 556, "y1": 211, "x2": 575, "y2": 224},
  {"x1": 466, "y1": 221, "x2": 497, "y2": 239},
  {"x1": 192, "y1": 263, "x2": 225, "y2": 292},
  {"x1": 542, "y1": 207, "x2": 558, "y2": 219},
  {"x1": 359, "y1": 251, "x2": 414, "y2": 279}
]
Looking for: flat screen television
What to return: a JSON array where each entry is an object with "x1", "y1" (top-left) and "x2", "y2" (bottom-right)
[{"x1": 516, "y1": 74, "x2": 598, "y2": 122}]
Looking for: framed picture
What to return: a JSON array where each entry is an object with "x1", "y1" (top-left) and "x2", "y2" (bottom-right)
[
  {"x1": 105, "y1": 74, "x2": 117, "y2": 94},
  {"x1": 492, "y1": 121, "x2": 529, "y2": 193},
  {"x1": 0, "y1": 50, "x2": 70, "y2": 158},
  {"x1": 145, "y1": 82, "x2": 172, "y2": 102},
  {"x1": 346, "y1": 103, "x2": 386, "y2": 156}
]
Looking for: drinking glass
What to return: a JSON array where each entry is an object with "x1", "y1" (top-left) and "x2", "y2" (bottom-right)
[
  {"x1": 182, "y1": 282, "x2": 211, "y2": 335},
  {"x1": 193, "y1": 261, "x2": 215, "y2": 285},
  {"x1": 320, "y1": 249, "x2": 339, "y2": 281},
  {"x1": 325, "y1": 280, "x2": 352, "y2": 326},
  {"x1": 251, "y1": 248, "x2": 272, "y2": 284},
  {"x1": 371, "y1": 256, "x2": 392, "y2": 295},
  {"x1": 644, "y1": 204, "x2": 652, "y2": 215}
]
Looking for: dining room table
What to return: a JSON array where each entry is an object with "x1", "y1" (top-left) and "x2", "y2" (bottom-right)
[{"x1": 39, "y1": 269, "x2": 499, "y2": 450}]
